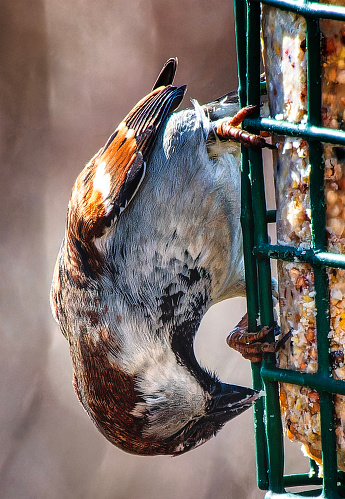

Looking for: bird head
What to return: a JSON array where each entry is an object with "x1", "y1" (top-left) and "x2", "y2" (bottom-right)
[
  {"x1": 133, "y1": 373, "x2": 261, "y2": 456},
  {"x1": 71, "y1": 322, "x2": 260, "y2": 456}
]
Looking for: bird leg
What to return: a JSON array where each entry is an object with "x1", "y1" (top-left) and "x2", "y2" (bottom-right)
[
  {"x1": 216, "y1": 105, "x2": 275, "y2": 150},
  {"x1": 226, "y1": 313, "x2": 292, "y2": 363}
]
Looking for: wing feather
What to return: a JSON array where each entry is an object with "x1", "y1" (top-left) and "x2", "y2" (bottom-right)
[{"x1": 63, "y1": 62, "x2": 186, "y2": 278}]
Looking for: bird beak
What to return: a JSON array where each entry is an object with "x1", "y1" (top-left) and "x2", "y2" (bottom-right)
[{"x1": 208, "y1": 383, "x2": 262, "y2": 420}]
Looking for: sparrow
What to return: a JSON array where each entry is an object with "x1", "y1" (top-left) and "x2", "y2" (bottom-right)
[{"x1": 50, "y1": 58, "x2": 274, "y2": 456}]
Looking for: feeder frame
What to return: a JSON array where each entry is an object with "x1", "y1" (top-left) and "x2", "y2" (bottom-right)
[{"x1": 234, "y1": 0, "x2": 345, "y2": 496}]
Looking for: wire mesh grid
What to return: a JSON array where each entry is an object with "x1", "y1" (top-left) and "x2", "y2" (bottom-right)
[{"x1": 233, "y1": 0, "x2": 345, "y2": 497}]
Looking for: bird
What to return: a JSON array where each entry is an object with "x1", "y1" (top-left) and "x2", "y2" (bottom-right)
[{"x1": 50, "y1": 58, "x2": 275, "y2": 456}]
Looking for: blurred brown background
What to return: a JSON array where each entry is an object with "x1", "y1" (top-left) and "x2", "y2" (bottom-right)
[{"x1": 0, "y1": 1, "x2": 307, "y2": 498}]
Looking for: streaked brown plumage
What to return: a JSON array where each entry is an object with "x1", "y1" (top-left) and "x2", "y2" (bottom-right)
[{"x1": 51, "y1": 59, "x2": 272, "y2": 456}]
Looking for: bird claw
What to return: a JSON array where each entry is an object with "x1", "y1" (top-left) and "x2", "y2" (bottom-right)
[
  {"x1": 226, "y1": 313, "x2": 292, "y2": 363},
  {"x1": 216, "y1": 105, "x2": 275, "y2": 150}
]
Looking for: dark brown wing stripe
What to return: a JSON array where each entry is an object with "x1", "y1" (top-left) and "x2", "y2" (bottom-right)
[{"x1": 65, "y1": 83, "x2": 186, "y2": 279}]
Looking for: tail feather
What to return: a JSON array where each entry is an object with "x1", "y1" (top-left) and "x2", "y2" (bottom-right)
[{"x1": 152, "y1": 58, "x2": 178, "y2": 91}]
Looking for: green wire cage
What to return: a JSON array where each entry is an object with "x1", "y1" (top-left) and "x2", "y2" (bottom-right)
[{"x1": 234, "y1": 0, "x2": 345, "y2": 497}]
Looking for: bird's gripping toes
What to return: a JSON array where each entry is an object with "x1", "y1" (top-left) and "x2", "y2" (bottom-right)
[
  {"x1": 227, "y1": 313, "x2": 292, "y2": 363},
  {"x1": 50, "y1": 58, "x2": 275, "y2": 456}
]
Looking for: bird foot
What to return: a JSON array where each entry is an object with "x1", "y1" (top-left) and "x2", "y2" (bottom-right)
[
  {"x1": 226, "y1": 313, "x2": 292, "y2": 363},
  {"x1": 216, "y1": 105, "x2": 275, "y2": 150}
]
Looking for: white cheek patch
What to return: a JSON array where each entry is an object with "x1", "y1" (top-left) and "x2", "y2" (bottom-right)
[
  {"x1": 93, "y1": 161, "x2": 112, "y2": 214},
  {"x1": 130, "y1": 346, "x2": 207, "y2": 440}
]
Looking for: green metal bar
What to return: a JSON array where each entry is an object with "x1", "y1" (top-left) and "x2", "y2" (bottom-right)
[
  {"x1": 242, "y1": 146, "x2": 269, "y2": 490},
  {"x1": 250, "y1": 0, "x2": 345, "y2": 20},
  {"x1": 261, "y1": 80, "x2": 268, "y2": 95},
  {"x1": 340, "y1": 471, "x2": 345, "y2": 486},
  {"x1": 318, "y1": 391, "x2": 339, "y2": 498},
  {"x1": 253, "y1": 243, "x2": 345, "y2": 270},
  {"x1": 336, "y1": 486, "x2": 345, "y2": 498},
  {"x1": 234, "y1": 0, "x2": 345, "y2": 496},
  {"x1": 235, "y1": 0, "x2": 260, "y2": 336},
  {"x1": 306, "y1": 11, "x2": 330, "y2": 379},
  {"x1": 240, "y1": 156, "x2": 261, "y2": 329},
  {"x1": 234, "y1": 0, "x2": 270, "y2": 490},
  {"x1": 246, "y1": 1, "x2": 261, "y2": 108},
  {"x1": 247, "y1": 0, "x2": 284, "y2": 493},
  {"x1": 251, "y1": 367, "x2": 270, "y2": 490},
  {"x1": 234, "y1": 0, "x2": 248, "y2": 108},
  {"x1": 306, "y1": 11, "x2": 339, "y2": 496},
  {"x1": 241, "y1": 117, "x2": 345, "y2": 146},
  {"x1": 260, "y1": 365, "x2": 345, "y2": 396},
  {"x1": 247, "y1": 0, "x2": 274, "y2": 330},
  {"x1": 309, "y1": 459, "x2": 320, "y2": 479},
  {"x1": 306, "y1": 18, "x2": 322, "y2": 130},
  {"x1": 266, "y1": 210, "x2": 277, "y2": 224}
]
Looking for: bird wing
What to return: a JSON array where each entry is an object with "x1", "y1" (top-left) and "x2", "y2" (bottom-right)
[{"x1": 68, "y1": 81, "x2": 186, "y2": 244}]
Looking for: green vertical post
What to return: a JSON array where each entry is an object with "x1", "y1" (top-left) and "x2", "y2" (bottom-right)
[
  {"x1": 233, "y1": 0, "x2": 345, "y2": 496},
  {"x1": 306, "y1": 15, "x2": 340, "y2": 499},
  {"x1": 246, "y1": 0, "x2": 284, "y2": 494},
  {"x1": 234, "y1": 0, "x2": 270, "y2": 489}
]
